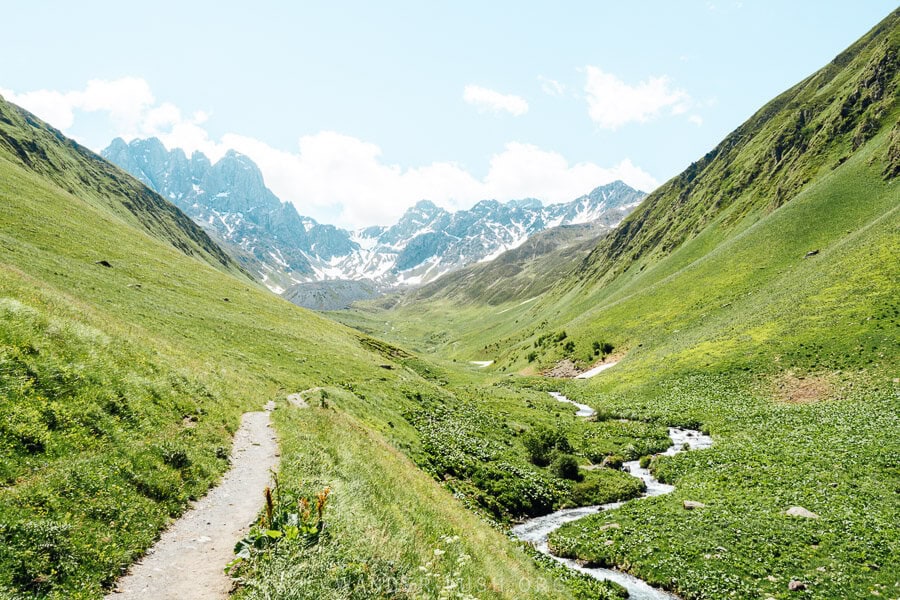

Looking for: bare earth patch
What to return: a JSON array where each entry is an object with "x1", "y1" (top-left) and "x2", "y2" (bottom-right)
[
  {"x1": 544, "y1": 355, "x2": 623, "y2": 379},
  {"x1": 545, "y1": 359, "x2": 581, "y2": 378},
  {"x1": 106, "y1": 410, "x2": 279, "y2": 599},
  {"x1": 773, "y1": 372, "x2": 834, "y2": 403}
]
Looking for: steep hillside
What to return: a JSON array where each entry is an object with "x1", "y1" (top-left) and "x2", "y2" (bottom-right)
[
  {"x1": 575, "y1": 8, "x2": 899, "y2": 287},
  {"x1": 0, "y1": 100, "x2": 612, "y2": 599},
  {"x1": 398, "y1": 222, "x2": 610, "y2": 307},
  {"x1": 0, "y1": 97, "x2": 246, "y2": 280},
  {"x1": 282, "y1": 278, "x2": 381, "y2": 311}
]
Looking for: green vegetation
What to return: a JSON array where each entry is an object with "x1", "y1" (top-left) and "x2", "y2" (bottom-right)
[{"x1": 231, "y1": 405, "x2": 574, "y2": 599}]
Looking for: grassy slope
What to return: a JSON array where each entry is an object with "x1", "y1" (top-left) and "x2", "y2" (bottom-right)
[
  {"x1": 0, "y1": 100, "x2": 586, "y2": 599},
  {"x1": 0, "y1": 98, "x2": 245, "y2": 280},
  {"x1": 348, "y1": 10, "x2": 900, "y2": 600}
]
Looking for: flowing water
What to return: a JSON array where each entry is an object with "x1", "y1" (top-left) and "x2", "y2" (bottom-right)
[{"x1": 511, "y1": 393, "x2": 713, "y2": 600}]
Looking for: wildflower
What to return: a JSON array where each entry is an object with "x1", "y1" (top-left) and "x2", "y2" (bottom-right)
[
  {"x1": 264, "y1": 486, "x2": 274, "y2": 528},
  {"x1": 316, "y1": 486, "x2": 331, "y2": 521}
]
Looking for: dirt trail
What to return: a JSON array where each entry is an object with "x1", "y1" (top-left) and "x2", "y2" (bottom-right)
[{"x1": 107, "y1": 410, "x2": 279, "y2": 599}]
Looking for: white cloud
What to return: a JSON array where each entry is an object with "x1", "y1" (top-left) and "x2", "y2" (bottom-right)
[
  {"x1": 463, "y1": 84, "x2": 529, "y2": 116},
  {"x1": 482, "y1": 142, "x2": 656, "y2": 201},
  {"x1": 584, "y1": 66, "x2": 692, "y2": 129},
  {"x1": 688, "y1": 115, "x2": 704, "y2": 126},
  {"x1": 2, "y1": 77, "x2": 155, "y2": 133},
  {"x1": 3, "y1": 78, "x2": 658, "y2": 229},
  {"x1": 538, "y1": 76, "x2": 565, "y2": 97}
]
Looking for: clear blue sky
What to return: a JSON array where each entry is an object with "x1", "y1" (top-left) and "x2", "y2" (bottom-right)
[{"x1": 2, "y1": 1, "x2": 895, "y2": 228}]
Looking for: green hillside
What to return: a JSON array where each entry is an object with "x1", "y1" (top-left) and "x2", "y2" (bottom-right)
[
  {"x1": 345, "y1": 9, "x2": 900, "y2": 599},
  {"x1": 0, "y1": 97, "x2": 620, "y2": 600}
]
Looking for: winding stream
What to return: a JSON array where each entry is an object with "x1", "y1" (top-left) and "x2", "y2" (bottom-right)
[{"x1": 512, "y1": 393, "x2": 712, "y2": 600}]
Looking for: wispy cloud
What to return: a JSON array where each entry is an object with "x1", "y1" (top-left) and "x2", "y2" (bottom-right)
[
  {"x1": 583, "y1": 67, "x2": 692, "y2": 130},
  {"x1": 463, "y1": 84, "x2": 529, "y2": 116},
  {"x1": 538, "y1": 76, "x2": 565, "y2": 97}
]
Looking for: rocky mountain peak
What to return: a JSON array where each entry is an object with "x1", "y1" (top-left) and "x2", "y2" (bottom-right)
[{"x1": 104, "y1": 138, "x2": 646, "y2": 298}]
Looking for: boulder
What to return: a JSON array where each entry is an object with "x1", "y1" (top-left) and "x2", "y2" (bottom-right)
[
  {"x1": 683, "y1": 500, "x2": 706, "y2": 510},
  {"x1": 785, "y1": 506, "x2": 819, "y2": 519}
]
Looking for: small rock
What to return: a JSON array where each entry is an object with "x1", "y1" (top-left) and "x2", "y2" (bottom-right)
[
  {"x1": 788, "y1": 579, "x2": 806, "y2": 591},
  {"x1": 804, "y1": 249, "x2": 820, "y2": 258},
  {"x1": 604, "y1": 539, "x2": 614, "y2": 546},
  {"x1": 599, "y1": 523, "x2": 621, "y2": 531},
  {"x1": 785, "y1": 506, "x2": 819, "y2": 519},
  {"x1": 683, "y1": 500, "x2": 706, "y2": 510}
]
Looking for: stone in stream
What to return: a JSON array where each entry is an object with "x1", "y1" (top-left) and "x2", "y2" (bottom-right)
[
  {"x1": 683, "y1": 500, "x2": 706, "y2": 510},
  {"x1": 785, "y1": 506, "x2": 819, "y2": 519}
]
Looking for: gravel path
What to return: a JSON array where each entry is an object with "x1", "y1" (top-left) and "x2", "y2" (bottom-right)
[{"x1": 107, "y1": 410, "x2": 279, "y2": 599}]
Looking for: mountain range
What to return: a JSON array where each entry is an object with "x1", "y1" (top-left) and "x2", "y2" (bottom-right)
[{"x1": 102, "y1": 138, "x2": 645, "y2": 294}]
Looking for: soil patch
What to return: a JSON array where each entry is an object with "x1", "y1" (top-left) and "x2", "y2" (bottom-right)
[{"x1": 774, "y1": 372, "x2": 833, "y2": 403}]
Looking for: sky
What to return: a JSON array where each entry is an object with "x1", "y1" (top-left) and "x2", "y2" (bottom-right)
[{"x1": 1, "y1": 1, "x2": 895, "y2": 229}]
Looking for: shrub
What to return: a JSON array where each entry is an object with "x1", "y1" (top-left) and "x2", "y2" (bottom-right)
[
  {"x1": 227, "y1": 478, "x2": 331, "y2": 579},
  {"x1": 158, "y1": 443, "x2": 191, "y2": 469},
  {"x1": 552, "y1": 454, "x2": 583, "y2": 481},
  {"x1": 523, "y1": 425, "x2": 572, "y2": 467}
]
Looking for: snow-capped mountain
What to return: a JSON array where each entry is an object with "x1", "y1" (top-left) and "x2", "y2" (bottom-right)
[{"x1": 103, "y1": 138, "x2": 646, "y2": 292}]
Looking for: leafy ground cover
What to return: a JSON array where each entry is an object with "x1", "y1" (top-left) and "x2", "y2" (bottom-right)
[{"x1": 548, "y1": 371, "x2": 899, "y2": 599}]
